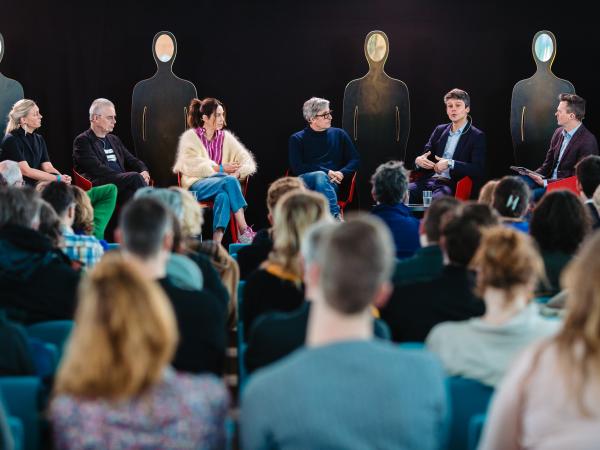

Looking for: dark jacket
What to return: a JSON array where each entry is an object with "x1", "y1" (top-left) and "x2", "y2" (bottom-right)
[
  {"x1": 245, "y1": 302, "x2": 391, "y2": 373},
  {"x1": 237, "y1": 228, "x2": 273, "y2": 280},
  {"x1": 72, "y1": 129, "x2": 147, "y2": 183},
  {"x1": 416, "y1": 121, "x2": 486, "y2": 182},
  {"x1": 0, "y1": 311, "x2": 35, "y2": 375},
  {"x1": 536, "y1": 124, "x2": 599, "y2": 180},
  {"x1": 392, "y1": 245, "x2": 444, "y2": 287},
  {"x1": 158, "y1": 278, "x2": 226, "y2": 376},
  {"x1": 371, "y1": 203, "x2": 420, "y2": 259},
  {"x1": 0, "y1": 225, "x2": 80, "y2": 324},
  {"x1": 381, "y1": 265, "x2": 485, "y2": 343}
]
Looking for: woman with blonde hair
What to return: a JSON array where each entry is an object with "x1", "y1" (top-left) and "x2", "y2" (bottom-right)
[
  {"x1": 480, "y1": 232, "x2": 600, "y2": 449},
  {"x1": 1, "y1": 99, "x2": 72, "y2": 186},
  {"x1": 172, "y1": 97, "x2": 257, "y2": 244},
  {"x1": 426, "y1": 226, "x2": 559, "y2": 387},
  {"x1": 243, "y1": 189, "x2": 331, "y2": 335},
  {"x1": 50, "y1": 253, "x2": 228, "y2": 449}
]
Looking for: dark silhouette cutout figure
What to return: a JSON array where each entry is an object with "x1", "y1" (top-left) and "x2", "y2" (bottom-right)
[
  {"x1": 511, "y1": 30, "x2": 575, "y2": 170},
  {"x1": 343, "y1": 30, "x2": 410, "y2": 210},
  {"x1": 0, "y1": 33, "x2": 24, "y2": 138},
  {"x1": 131, "y1": 31, "x2": 197, "y2": 187}
]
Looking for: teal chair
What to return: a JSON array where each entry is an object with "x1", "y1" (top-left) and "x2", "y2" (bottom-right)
[
  {"x1": 237, "y1": 281, "x2": 248, "y2": 393},
  {"x1": 468, "y1": 413, "x2": 487, "y2": 450},
  {"x1": 398, "y1": 342, "x2": 425, "y2": 350},
  {"x1": 447, "y1": 377, "x2": 494, "y2": 450},
  {"x1": 0, "y1": 377, "x2": 42, "y2": 450},
  {"x1": 229, "y1": 243, "x2": 250, "y2": 258},
  {"x1": 1, "y1": 390, "x2": 24, "y2": 450},
  {"x1": 27, "y1": 320, "x2": 74, "y2": 362}
]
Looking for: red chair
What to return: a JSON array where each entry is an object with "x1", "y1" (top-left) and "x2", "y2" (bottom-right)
[
  {"x1": 285, "y1": 170, "x2": 358, "y2": 218},
  {"x1": 177, "y1": 172, "x2": 250, "y2": 243},
  {"x1": 409, "y1": 171, "x2": 473, "y2": 201},
  {"x1": 546, "y1": 175, "x2": 579, "y2": 195},
  {"x1": 72, "y1": 169, "x2": 93, "y2": 191}
]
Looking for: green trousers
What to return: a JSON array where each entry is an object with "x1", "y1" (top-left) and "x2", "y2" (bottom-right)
[{"x1": 86, "y1": 184, "x2": 117, "y2": 240}]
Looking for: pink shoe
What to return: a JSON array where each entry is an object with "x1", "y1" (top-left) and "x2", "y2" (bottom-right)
[{"x1": 238, "y1": 226, "x2": 257, "y2": 244}]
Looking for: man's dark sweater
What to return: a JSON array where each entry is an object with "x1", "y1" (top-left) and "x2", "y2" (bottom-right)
[
  {"x1": 245, "y1": 301, "x2": 391, "y2": 373},
  {"x1": 289, "y1": 127, "x2": 360, "y2": 176},
  {"x1": 158, "y1": 278, "x2": 226, "y2": 375},
  {"x1": 380, "y1": 265, "x2": 485, "y2": 343},
  {"x1": 0, "y1": 225, "x2": 80, "y2": 324}
]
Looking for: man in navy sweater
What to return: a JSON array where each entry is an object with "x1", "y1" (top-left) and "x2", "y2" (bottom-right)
[{"x1": 289, "y1": 97, "x2": 360, "y2": 219}]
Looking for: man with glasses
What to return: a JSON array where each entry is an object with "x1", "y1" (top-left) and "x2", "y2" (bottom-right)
[
  {"x1": 73, "y1": 98, "x2": 150, "y2": 204},
  {"x1": 289, "y1": 97, "x2": 359, "y2": 219}
]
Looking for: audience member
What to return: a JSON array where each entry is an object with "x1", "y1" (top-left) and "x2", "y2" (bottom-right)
[
  {"x1": 478, "y1": 179, "x2": 499, "y2": 205},
  {"x1": 237, "y1": 176, "x2": 306, "y2": 280},
  {"x1": 172, "y1": 97, "x2": 257, "y2": 243},
  {"x1": 370, "y1": 160, "x2": 420, "y2": 259},
  {"x1": 288, "y1": 97, "x2": 360, "y2": 219},
  {"x1": 427, "y1": 227, "x2": 559, "y2": 386},
  {"x1": 50, "y1": 253, "x2": 228, "y2": 449},
  {"x1": 37, "y1": 199, "x2": 64, "y2": 250},
  {"x1": 42, "y1": 181, "x2": 104, "y2": 269},
  {"x1": 0, "y1": 187, "x2": 80, "y2": 323},
  {"x1": 242, "y1": 214, "x2": 448, "y2": 450},
  {"x1": 1, "y1": 100, "x2": 72, "y2": 186},
  {"x1": 0, "y1": 160, "x2": 23, "y2": 186},
  {"x1": 73, "y1": 98, "x2": 149, "y2": 204},
  {"x1": 392, "y1": 196, "x2": 461, "y2": 286},
  {"x1": 118, "y1": 197, "x2": 226, "y2": 375},
  {"x1": 242, "y1": 190, "x2": 330, "y2": 337},
  {"x1": 575, "y1": 154, "x2": 600, "y2": 229},
  {"x1": 381, "y1": 203, "x2": 498, "y2": 342},
  {"x1": 245, "y1": 221, "x2": 391, "y2": 373},
  {"x1": 480, "y1": 232, "x2": 600, "y2": 449},
  {"x1": 529, "y1": 190, "x2": 590, "y2": 296},
  {"x1": 492, "y1": 175, "x2": 531, "y2": 232}
]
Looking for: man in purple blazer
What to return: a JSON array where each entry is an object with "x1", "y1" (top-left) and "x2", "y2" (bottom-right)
[
  {"x1": 409, "y1": 89, "x2": 486, "y2": 203},
  {"x1": 525, "y1": 94, "x2": 598, "y2": 199}
]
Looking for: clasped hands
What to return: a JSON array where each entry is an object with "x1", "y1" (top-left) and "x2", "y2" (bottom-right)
[
  {"x1": 416, "y1": 151, "x2": 449, "y2": 174},
  {"x1": 328, "y1": 170, "x2": 344, "y2": 184},
  {"x1": 216, "y1": 162, "x2": 242, "y2": 178}
]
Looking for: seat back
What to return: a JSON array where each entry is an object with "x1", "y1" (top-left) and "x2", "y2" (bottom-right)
[
  {"x1": 72, "y1": 169, "x2": 92, "y2": 191},
  {"x1": 27, "y1": 320, "x2": 74, "y2": 363},
  {"x1": 455, "y1": 176, "x2": 473, "y2": 200},
  {"x1": 546, "y1": 175, "x2": 579, "y2": 195},
  {"x1": 447, "y1": 376, "x2": 494, "y2": 450},
  {"x1": 0, "y1": 377, "x2": 42, "y2": 450}
]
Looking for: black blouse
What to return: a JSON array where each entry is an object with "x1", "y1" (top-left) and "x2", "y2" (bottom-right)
[{"x1": 1, "y1": 127, "x2": 50, "y2": 185}]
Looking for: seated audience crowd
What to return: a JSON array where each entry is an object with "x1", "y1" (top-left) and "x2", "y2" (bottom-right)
[{"x1": 4, "y1": 94, "x2": 600, "y2": 447}]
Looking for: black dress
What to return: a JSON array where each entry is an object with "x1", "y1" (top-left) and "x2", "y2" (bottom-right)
[{"x1": 1, "y1": 127, "x2": 50, "y2": 185}]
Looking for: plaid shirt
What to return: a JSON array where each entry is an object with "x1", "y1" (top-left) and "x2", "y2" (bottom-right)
[{"x1": 62, "y1": 226, "x2": 104, "y2": 269}]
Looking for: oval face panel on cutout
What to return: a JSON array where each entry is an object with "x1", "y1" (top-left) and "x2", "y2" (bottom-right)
[
  {"x1": 367, "y1": 33, "x2": 387, "y2": 62},
  {"x1": 155, "y1": 34, "x2": 175, "y2": 62},
  {"x1": 534, "y1": 33, "x2": 553, "y2": 62}
]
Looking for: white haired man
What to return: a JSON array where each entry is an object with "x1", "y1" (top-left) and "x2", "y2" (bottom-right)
[
  {"x1": 73, "y1": 98, "x2": 150, "y2": 204},
  {"x1": 289, "y1": 97, "x2": 359, "y2": 219}
]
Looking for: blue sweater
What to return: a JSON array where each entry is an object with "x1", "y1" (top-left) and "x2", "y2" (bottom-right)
[
  {"x1": 242, "y1": 340, "x2": 448, "y2": 450},
  {"x1": 371, "y1": 203, "x2": 421, "y2": 259},
  {"x1": 288, "y1": 127, "x2": 360, "y2": 176}
]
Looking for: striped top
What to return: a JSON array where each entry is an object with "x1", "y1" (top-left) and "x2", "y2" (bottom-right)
[{"x1": 195, "y1": 127, "x2": 225, "y2": 164}]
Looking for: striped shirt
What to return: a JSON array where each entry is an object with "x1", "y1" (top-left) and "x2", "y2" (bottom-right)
[{"x1": 195, "y1": 128, "x2": 225, "y2": 164}]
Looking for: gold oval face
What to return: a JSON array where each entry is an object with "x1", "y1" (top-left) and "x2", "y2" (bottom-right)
[
  {"x1": 534, "y1": 33, "x2": 553, "y2": 62},
  {"x1": 155, "y1": 34, "x2": 175, "y2": 62},
  {"x1": 367, "y1": 33, "x2": 387, "y2": 62}
]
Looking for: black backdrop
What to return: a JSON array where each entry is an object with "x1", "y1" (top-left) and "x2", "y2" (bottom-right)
[{"x1": 1, "y1": 0, "x2": 598, "y2": 229}]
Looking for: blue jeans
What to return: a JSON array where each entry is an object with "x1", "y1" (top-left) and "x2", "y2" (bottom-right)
[
  {"x1": 299, "y1": 171, "x2": 340, "y2": 216},
  {"x1": 190, "y1": 174, "x2": 247, "y2": 231},
  {"x1": 519, "y1": 175, "x2": 546, "y2": 202}
]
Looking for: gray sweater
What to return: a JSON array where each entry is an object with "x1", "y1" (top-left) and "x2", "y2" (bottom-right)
[
  {"x1": 426, "y1": 303, "x2": 560, "y2": 387},
  {"x1": 241, "y1": 340, "x2": 448, "y2": 450}
]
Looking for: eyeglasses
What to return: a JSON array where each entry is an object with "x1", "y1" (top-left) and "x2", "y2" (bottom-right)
[
  {"x1": 314, "y1": 110, "x2": 333, "y2": 119},
  {"x1": 96, "y1": 114, "x2": 117, "y2": 122}
]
